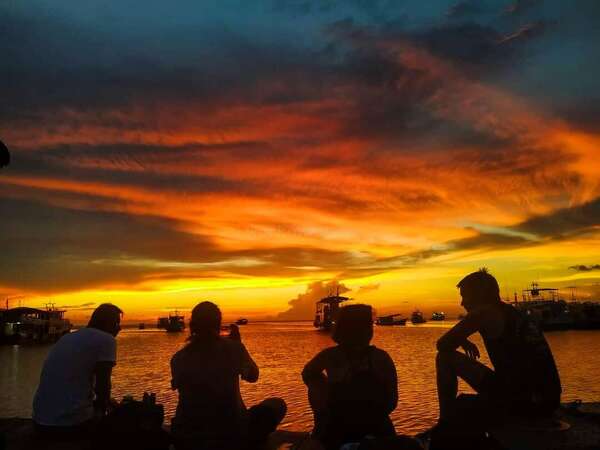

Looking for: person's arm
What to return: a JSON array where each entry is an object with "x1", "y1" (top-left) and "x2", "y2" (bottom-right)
[
  {"x1": 170, "y1": 355, "x2": 179, "y2": 390},
  {"x1": 239, "y1": 343, "x2": 259, "y2": 383},
  {"x1": 379, "y1": 351, "x2": 398, "y2": 414},
  {"x1": 94, "y1": 361, "x2": 115, "y2": 414},
  {"x1": 302, "y1": 349, "x2": 330, "y2": 412},
  {"x1": 436, "y1": 312, "x2": 482, "y2": 359}
]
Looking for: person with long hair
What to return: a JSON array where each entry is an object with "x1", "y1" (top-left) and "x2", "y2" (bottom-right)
[
  {"x1": 302, "y1": 304, "x2": 401, "y2": 449},
  {"x1": 170, "y1": 301, "x2": 286, "y2": 450}
]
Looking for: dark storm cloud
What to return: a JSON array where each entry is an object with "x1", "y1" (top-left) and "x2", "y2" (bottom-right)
[
  {"x1": 0, "y1": 195, "x2": 388, "y2": 292},
  {"x1": 9, "y1": 143, "x2": 261, "y2": 195},
  {"x1": 446, "y1": 1, "x2": 485, "y2": 18},
  {"x1": 340, "y1": 196, "x2": 600, "y2": 277},
  {"x1": 516, "y1": 197, "x2": 600, "y2": 238},
  {"x1": 0, "y1": 197, "x2": 219, "y2": 291},
  {"x1": 0, "y1": 6, "x2": 334, "y2": 124},
  {"x1": 2, "y1": 0, "x2": 599, "y2": 298},
  {"x1": 504, "y1": 0, "x2": 541, "y2": 16},
  {"x1": 0, "y1": 0, "x2": 559, "y2": 160}
]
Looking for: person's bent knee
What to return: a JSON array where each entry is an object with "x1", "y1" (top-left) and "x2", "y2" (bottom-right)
[
  {"x1": 262, "y1": 397, "x2": 287, "y2": 423},
  {"x1": 436, "y1": 349, "x2": 461, "y2": 367}
]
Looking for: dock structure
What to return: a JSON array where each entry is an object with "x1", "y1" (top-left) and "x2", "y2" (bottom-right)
[
  {"x1": 2, "y1": 403, "x2": 600, "y2": 449},
  {"x1": 0, "y1": 306, "x2": 71, "y2": 344}
]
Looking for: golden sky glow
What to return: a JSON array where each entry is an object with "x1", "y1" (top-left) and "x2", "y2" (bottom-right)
[{"x1": 1, "y1": 1, "x2": 600, "y2": 321}]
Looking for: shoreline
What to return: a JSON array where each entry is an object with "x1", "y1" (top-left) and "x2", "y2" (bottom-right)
[{"x1": 2, "y1": 402, "x2": 600, "y2": 450}]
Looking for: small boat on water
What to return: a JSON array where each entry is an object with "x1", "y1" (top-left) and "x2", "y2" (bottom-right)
[
  {"x1": 236, "y1": 318, "x2": 248, "y2": 325},
  {"x1": 314, "y1": 293, "x2": 350, "y2": 331},
  {"x1": 411, "y1": 310, "x2": 426, "y2": 324},
  {"x1": 138, "y1": 323, "x2": 145, "y2": 330},
  {"x1": 513, "y1": 283, "x2": 600, "y2": 331},
  {"x1": 376, "y1": 314, "x2": 407, "y2": 326},
  {"x1": 430, "y1": 312, "x2": 445, "y2": 321},
  {"x1": 157, "y1": 312, "x2": 185, "y2": 332},
  {"x1": 0, "y1": 304, "x2": 71, "y2": 344}
]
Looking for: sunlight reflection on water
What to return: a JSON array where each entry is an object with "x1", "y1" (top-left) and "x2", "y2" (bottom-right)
[{"x1": 2, "y1": 322, "x2": 600, "y2": 435}]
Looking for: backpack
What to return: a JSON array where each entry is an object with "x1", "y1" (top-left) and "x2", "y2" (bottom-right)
[
  {"x1": 93, "y1": 398, "x2": 170, "y2": 450},
  {"x1": 327, "y1": 348, "x2": 392, "y2": 442}
]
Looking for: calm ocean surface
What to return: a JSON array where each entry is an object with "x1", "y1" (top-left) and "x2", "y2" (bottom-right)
[{"x1": 2, "y1": 321, "x2": 600, "y2": 435}]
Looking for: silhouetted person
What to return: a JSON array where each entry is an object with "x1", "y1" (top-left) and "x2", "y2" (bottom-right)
[
  {"x1": 302, "y1": 304, "x2": 398, "y2": 450},
  {"x1": 0, "y1": 140, "x2": 9, "y2": 168},
  {"x1": 435, "y1": 269, "x2": 561, "y2": 431},
  {"x1": 171, "y1": 301, "x2": 286, "y2": 450},
  {"x1": 33, "y1": 303, "x2": 123, "y2": 436}
]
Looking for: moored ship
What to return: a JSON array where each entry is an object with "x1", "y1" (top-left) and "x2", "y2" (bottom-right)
[
  {"x1": 157, "y1": 312, "x2": 185, "y2": 332},
  {"x1": 411, "y1": 310, "x2": 426, "y2": 324},
  {"x1": 513, "y1": 283, "x2": 600, "y2": 331},
  {"x1": 376, "y1": 314, "x2": 407, "y2": 326},
  {"x1": 0, "y1": 304, "x2": 71, "y2": 344},
  {"x1": 314, "y1": 294, "x2": 350, "y2": 331}
]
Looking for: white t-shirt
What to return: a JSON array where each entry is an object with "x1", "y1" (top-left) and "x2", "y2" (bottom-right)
[{"x1": 33, "y1": 327, "x2": 116, "y2": 426}]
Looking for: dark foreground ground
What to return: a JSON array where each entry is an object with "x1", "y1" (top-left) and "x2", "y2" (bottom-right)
[{"x1": 2, "y1": 403, "x2": 599, "y2": 450}]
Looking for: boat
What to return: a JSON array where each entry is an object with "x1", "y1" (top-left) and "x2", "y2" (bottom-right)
[
  {"x1": 376, "y1": 314, "x2": 407, "y2": 326},
  {"x1": 411, "y1": 310, "x2": 426, "y2": 324},
  {"x1": 138, "y1": 323, "x2": 145, "y2": 330},
  {"x1": 157, "y1": 312, "x2": 185, "y2": 332},
  {"x1": 235, "y1": 318, "x2": 248, "y2": 325},
  {"x1": 0, "y1": 304, "x2": 71, "y2": 344},
  {"x1": 430, "y1": 312, "x2": 445, "y2": 321},
  {"x1": 314, "y1": 293, "x2": 350, "y2": 331},
  {"x1": 513, "y1": 283, "x2": 600, "y2": 331}
]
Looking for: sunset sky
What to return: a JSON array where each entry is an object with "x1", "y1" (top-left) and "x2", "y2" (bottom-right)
[{"x1": 1, "y1": 0, "x2": 599, "y2": 321}]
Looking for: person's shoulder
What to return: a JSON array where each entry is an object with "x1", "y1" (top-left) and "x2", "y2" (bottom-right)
[
  {"x1": 171, "y1": 346, "x2": 187, "y2": 366},
  {"x1": 370, "y1": 346, "x2": 394, "y2": 363},
  {"x1": 465, "y1": 304, "x2": 497, "y2": 321},
  {"x1": 84, "y1": 327, "x2": 116, "y2": 344},
  {"x1": 318, "y1": 346, "x2": 339, "y2": 357}
]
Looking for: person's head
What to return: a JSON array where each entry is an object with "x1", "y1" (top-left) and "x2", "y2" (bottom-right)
[
  {"x1": 88, "y1": 303, "x2": 123, "y2": 336},
  {"x1": 456, "y1": 268, "x2": 501, "y2": 312},
  {"x1": 332, "y1": 304, "x2": 373, "y2": 348},
  {"x1": 189, "y1": 301, "x2": 222, "y2": 342}
]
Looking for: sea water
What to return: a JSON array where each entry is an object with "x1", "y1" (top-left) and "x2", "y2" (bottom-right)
[{"x1": 2, "y1": 321, "x2": 600, "y2": 435}]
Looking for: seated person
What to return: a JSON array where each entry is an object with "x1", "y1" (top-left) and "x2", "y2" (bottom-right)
[
  {"x1": 170, "y1": 301, "x2": 286, "y2": 450},
  {"x1": 33, "y1": 303, "x2": 123, "y2": 436},
  {"x1": 302, "y1": 304, "x2": 398, "y2": 450},
  {"x1": 435, "y1": 268, "x2": 562, "y2": 429}
]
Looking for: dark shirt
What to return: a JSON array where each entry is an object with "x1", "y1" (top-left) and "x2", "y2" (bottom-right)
[
  {"x1": 170, "y1": 337, "x2": 258, "y2": 448},
  {"x1": 439, "y1": 302, "x2": 561, "y2": 410},
  {"x1": 302, "y1": 345, "x2": 398, "y2": 413},
  {"x1": 303, "y1": 345, "x2": 398, "y2": 444}
]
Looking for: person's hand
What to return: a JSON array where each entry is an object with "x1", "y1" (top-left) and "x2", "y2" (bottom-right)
[
  {"x1": 229, "y1": 324, "x2": 241, "y2": 341},
  {"x1": 307, "y1": 376, "x2": 329, "y2": 412},
  {"x1": 461, "y1": 340, "x2": 480, "y2": 359}
]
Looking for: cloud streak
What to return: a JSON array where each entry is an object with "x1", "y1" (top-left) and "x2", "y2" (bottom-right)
[{"x1": 0, "y1": 1, "x2": 599, "y2": 309}]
